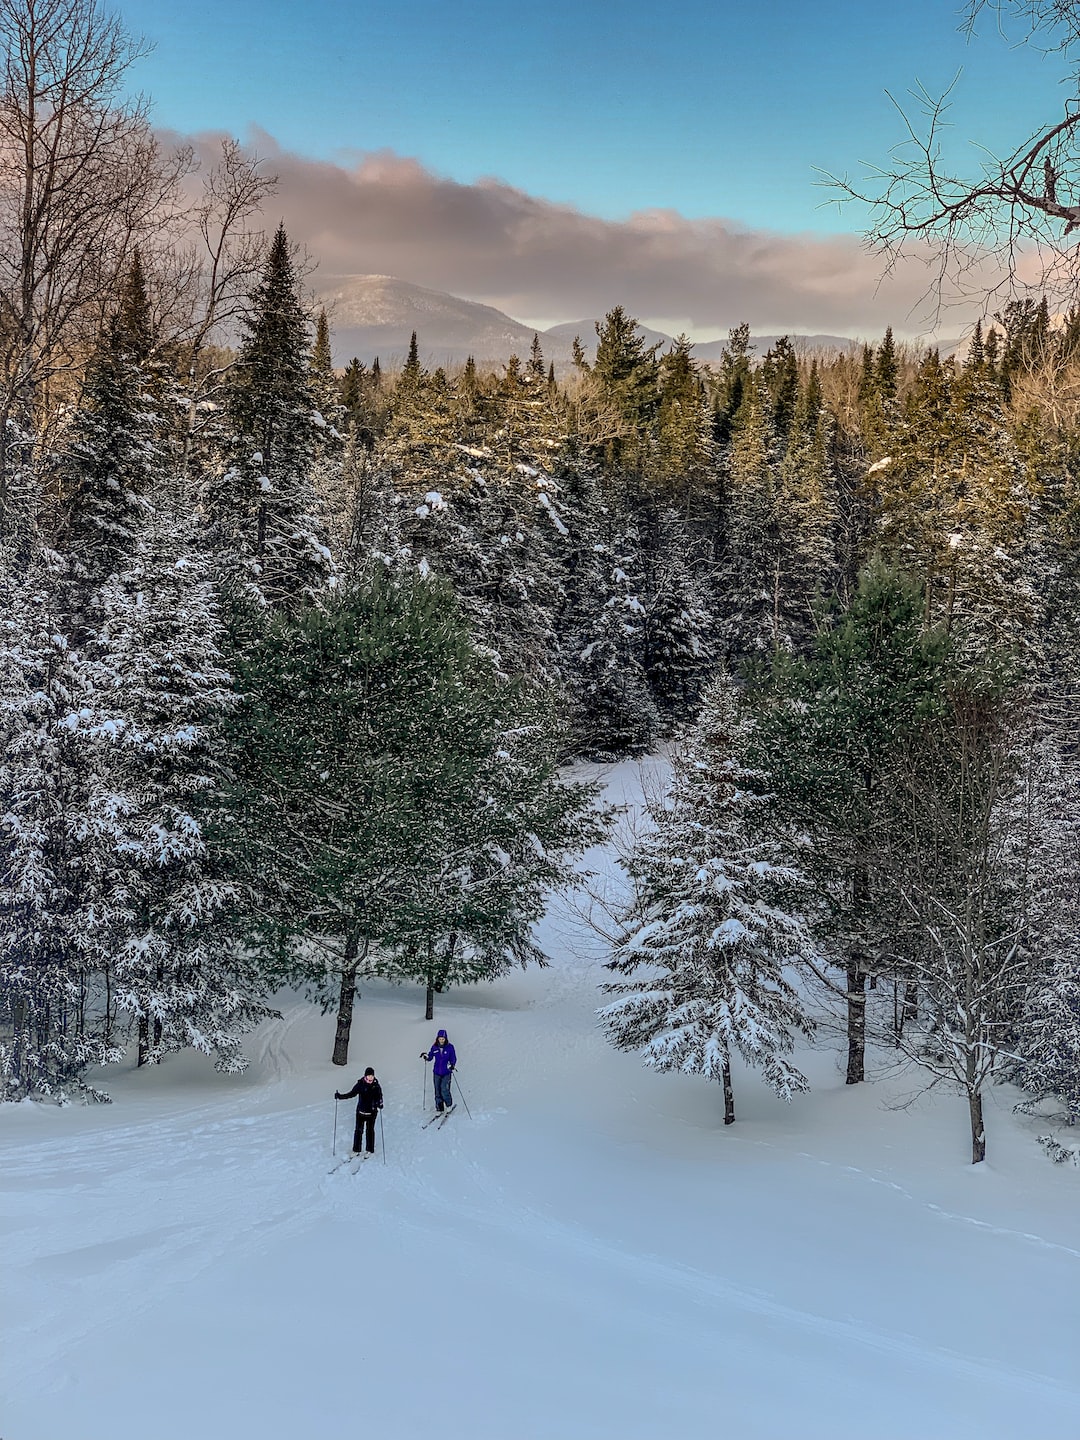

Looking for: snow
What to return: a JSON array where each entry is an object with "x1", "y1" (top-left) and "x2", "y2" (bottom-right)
[{"x1": 3, "y1": 758, "x2": 1079, "y2": 1439}]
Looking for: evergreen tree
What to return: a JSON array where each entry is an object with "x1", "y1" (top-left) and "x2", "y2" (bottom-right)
[
  {"x1": 747, "y1": 561, "x2": 960, "y2": 1084},
  {"x1": 117, "y1": 248, "x2": 155, "y2": 363},
  {"x1": 712, "y1": 323, "x2": 753, "y2": 447},
  {"x1": 57, "y1": 314, "x2": 161, "y2": 611},
  {"x1": 776, "y1": 365, "x2": 840, "y2": 649},
  {"x1": 400, "y1": 331, "x2": 423, "y2": 393},
  {"x1": 567, "y1": 507, "x2": 657, "y2": 757},
  {"x1": 88, "y1": 485, "x2": 266, "y2": 1071},
  {"x1": 310, "y1": 309, "x2": 342, "y2": 426},
  {"x1": 655, "y1": 336, "x2": 714, "y2": 517},
  {"x1": 762, "y1": 336, "x2": 800, "y2": 440},
  {"x1": 602, "y1": 675, "x2": 815, "y2": 1122},
  {"x1": 716, "y1": 375, "x2": 789, "y2": 664},
  {"x1": 527, "y1": 332, "x2": 546, "y2": 380},
  {"x1": 380, "y1": 688, "x2": 604, "y2": 1018},
  {"x1": 0, "y1": 542, "x2": 110, "y2": 1096},
  {"x1": 223, "y1": 570, "x2": 598, "y2": 1063},
  {"x1": 642, "y1": 514, "x2": 713, "y2": 722},
  {"x1": 211, "y1": 223, "x2": 332, "y2": 611},
  {"x1": 589, "y1": 306, "x2": 660, "y2": 472}
]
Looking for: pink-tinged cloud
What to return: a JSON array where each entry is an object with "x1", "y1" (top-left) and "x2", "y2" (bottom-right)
[{"x1": 179, "y1": 129, "x2": 964, "y2": 339}]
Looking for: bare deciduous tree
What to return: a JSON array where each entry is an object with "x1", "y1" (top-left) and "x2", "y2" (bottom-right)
[
  {"x1": 827, "y1": 1, "x2": 1080, "y2": 316},
  {"x1": 885, "y1": 684, "x2": 1031, "y2": 1164},
  {"x1": 171, "y1": 137, "x2": 276, "y2": 478},
  {"x1": 0, "y1": 0, "x2": 187, "y2": 527}
]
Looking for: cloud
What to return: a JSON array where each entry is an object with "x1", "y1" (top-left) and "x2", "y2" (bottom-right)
[{"x1": 179, "y1": 129, "x2": 967, "y2": 340}]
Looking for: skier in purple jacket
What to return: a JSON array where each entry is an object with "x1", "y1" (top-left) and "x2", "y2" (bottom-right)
[{"x1": 420, "y1": 1029, "x2": 457, "y2": 1112}]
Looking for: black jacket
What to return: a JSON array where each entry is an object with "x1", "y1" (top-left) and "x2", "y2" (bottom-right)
[{"x1": 338, "y1": 1077, "x2": 384, "y2": 1114}]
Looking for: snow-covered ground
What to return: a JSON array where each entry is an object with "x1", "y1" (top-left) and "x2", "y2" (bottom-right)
[{"x1": 3, "y1": 759, "x2": 1079, "y2": 1440}]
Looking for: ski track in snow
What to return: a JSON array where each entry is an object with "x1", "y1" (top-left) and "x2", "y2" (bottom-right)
[
  {"x1": 340, "y1": 1116, "x2": 1078, "y2": 1410},
  {"x1": 3, "y1": 759, "x2": 1080, "y2": 1439}
]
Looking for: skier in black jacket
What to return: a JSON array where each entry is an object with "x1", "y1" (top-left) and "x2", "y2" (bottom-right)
[{"x1": 335, "y1": 1067, "x2": 384, "y2": 1156}]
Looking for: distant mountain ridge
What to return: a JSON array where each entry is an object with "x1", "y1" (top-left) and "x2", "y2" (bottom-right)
[
  {"x1": 316, "y1": 274, "x2": 867, "y2": 370},
  {"x1": 317, "y1": 275, "x2": 566, "y2": 369}
]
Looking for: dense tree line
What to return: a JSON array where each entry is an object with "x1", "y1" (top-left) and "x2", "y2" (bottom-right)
[
  {"x1": 0, "y1": 0, "x2": 1077, "y2": 1164},
  {"x1": 0, "y1": 0, "x2": 603, "y2": 1099}
]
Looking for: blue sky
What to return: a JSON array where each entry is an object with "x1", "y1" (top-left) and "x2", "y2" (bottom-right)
[
  {"x1": 119, "y1": 0, "x2": 1068, "y2": 336},
  {"x1": 123, "y1": 0, "x2": 1059, "y2": 231}
]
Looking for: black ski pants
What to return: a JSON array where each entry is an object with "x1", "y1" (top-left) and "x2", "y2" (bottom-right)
[{"x1": 353, "y1": 1110, "x2": 377, "y2": 1154}]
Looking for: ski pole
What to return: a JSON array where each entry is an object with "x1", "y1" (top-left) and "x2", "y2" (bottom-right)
[
  {"x1": 333, "y1": 1097, "x2": 339, "y2": 1156},
  {"x1": 421, "y1": 1057, "x2": 427, "y2": 1111},
  {"x1": 452, "y1": 1073, "x2": 472, "y2": 1120},
  {"x1": 379, "y1": 1109, "x2": 387, "y2": 1165}
]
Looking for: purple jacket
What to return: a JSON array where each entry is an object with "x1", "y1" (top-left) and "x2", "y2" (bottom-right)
[{"x1": 426, "y1": 1031, "x2": 457, "y2": 1076}]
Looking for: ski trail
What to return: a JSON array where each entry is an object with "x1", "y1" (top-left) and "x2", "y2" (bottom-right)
[
  {"x1": 343, "y1": 1116, "x2": 1079, "y2": 1413},
  {"x1": 786, "y1": 1148, "x2": 1080, "y2": 1261}
]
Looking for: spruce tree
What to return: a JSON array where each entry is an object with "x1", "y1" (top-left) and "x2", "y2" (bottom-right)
[
  {"x1": 211, "y1": 223, "x2": 332, "y2": 611},
  {"x1": 57, "y1": 314, "x2": 161, "y2": 612},
  {"x1": 642, "y1": 514, "x2": 713, "y2": 723},
  {"x1": 602, "y1": 676, "x2": 815, "y2": 1122},
  {"x1": 527, "y1": 332, "x2": 546, "y2": 380},
  {"x1": 88, "y1": 486, "x2": 267, "y2": 1071},
  {"x1": 0, "y1": 542, "x2": 110, "y2": 1096},
  {"x1": 567, "y1": 506, "x2": 657, "y2": 757}
]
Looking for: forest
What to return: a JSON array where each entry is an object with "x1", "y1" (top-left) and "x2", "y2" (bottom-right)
[{"x1": 1, "y1": 0, "x2": 1078, "y2": 1167}]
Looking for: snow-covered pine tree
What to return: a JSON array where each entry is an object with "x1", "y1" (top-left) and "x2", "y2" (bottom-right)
[
  {"x1": 0, "y1": 289, "x2": 171, "y2": 1098},
  {"x1": 1009, "y1": 733, "x2": 1080, "y2": 1126},
  {"x1": 642, "y1": 512, "x2": 713, "y2": 725},
  {"x1": 775, "y1": 363, "x2": 841, "y2": 650},
  {"x1": 210, "y1": 223, "x2": 332, "y2": 610},
  {"x1": 655, "y1": 335, "x2": 714, "y2": 522},
  {"x1": 87, "y1": 481, "x2": 269, "y2": 1072},
  {"x1": 601, "y1": 675, "x2": 815, "y2": 1123},
  {"x1": 56, "y1": 310, "x2": 159, "y2": 616},
  {"x1": 715, "y1": 374, "x2": 788, "y2": 666},
  {"x1": 568, "y1": 512, "x2": 658, "y2": 757},
  {"x1": 0, "y1": 540, "x2": 116, "y2": 1097}
]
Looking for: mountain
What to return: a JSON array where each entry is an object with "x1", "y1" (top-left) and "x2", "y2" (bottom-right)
[
  {"x1": 316, "y1": 275, "x2": 874, "y2": 371},
  {"x1": 694, "y1": 332, "x2": 860, "y2": 362},
  {"x1": 549, "y1": 322, "x2": 861, "y2": 366},
  {"x1": 316, "y1": 275, "x2": 567, "y2": 369}
]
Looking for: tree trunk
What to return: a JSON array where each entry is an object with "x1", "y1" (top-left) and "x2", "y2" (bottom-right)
[
  {"x1": 11, "y1": 996, "x2": 27, "y2": 1094},
  {"x1": 903, "y1": 981, "x2": 918, "y2": 1024},
  {"x1": 152, "y1": 962, "x2": 163, "y2": 1054},
  {"x1": 845, "y1": 963, "x2": 866, "y2": 1084},
  {"x1": 721, "y1": 1055, "x2": 735, "y2": 1125},
  {"x1": 0, "y1": 411, "x2": 9, "y2": 534},
  {"x1": 425, "y1": 938, "x2": 435, "y2": 1020},
  {"x1": 332, "y1": 926, "x2": 362, "y2": 1067},
  {"x1": 137, "y1": 1014, "x2": 149, "y2": 1068},
  {"x1": 104, "y1": 963, "x2": 113, "y2": 1048},
  {"x1": 968, "y1": 1084, "x2": 986, "y2": 1164}
]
